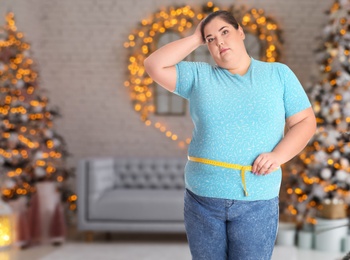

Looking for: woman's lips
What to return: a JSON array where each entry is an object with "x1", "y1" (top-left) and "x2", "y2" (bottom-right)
[{"x1": 220, "y1": 48, "x2": 229, "y2": 54}]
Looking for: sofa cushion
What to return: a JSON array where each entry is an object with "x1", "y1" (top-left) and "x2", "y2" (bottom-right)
[{"x1": 88, "y1": 189, "x2": 184, "y2": 222}]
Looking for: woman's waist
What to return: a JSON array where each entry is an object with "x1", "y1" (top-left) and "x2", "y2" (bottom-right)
[
  {"x1": 186, "y1": 159, "x2": 281, "y2": 174},
  {"x1": 185, "y1": 161, "x2": 282, "y2": 199},
  {"x1": 186, "y1": 156, "x2": 281, "y2": 197}
]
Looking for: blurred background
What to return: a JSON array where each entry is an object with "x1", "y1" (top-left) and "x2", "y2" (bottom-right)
[{"x1": 0, "y1": 0, "x2": 349, "y2": 259}]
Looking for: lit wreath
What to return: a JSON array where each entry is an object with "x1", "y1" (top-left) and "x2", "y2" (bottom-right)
[{"x1": 124, "y1": 2, "x2": 283, "y2": 148}]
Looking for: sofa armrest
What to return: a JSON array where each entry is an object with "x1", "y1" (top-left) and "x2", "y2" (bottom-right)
[
  {"x1": 89, "y1": 158, "x2": 116, "y2": 200},
  {"x1": 77, "y1": 158, "x2": 116, "y2": 231},
  {"x1": 77, "y1": 158, "x2": 115, "y2": 201}
]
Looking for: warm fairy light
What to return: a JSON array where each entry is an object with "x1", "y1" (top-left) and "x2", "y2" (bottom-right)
[
  {"x1": 335, "y1": 94, "x2": 342, "y2": 101},
  {"x1": 36, "y1": 160, "x2": 46, "y2": 167},
  {"x1": 69, "y1": 195, "x2": 78, "y2": 202},
  {"x1": 178, "y1": 141, "x2": 186, "y2": 148},
  {"x1": 288, "y1": 205, "x2": 297, "y2": 215},
  {"x1": 295, "y1": 188, "x2": 303, "y2": 195}
]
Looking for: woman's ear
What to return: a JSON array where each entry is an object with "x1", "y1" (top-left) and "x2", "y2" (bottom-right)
[{"x1": 238, "y1": 25, "x2": 245, "y2": 40}]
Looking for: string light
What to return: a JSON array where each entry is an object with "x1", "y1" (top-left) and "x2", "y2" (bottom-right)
[{"x1": 124, "y1": 2, "x2": 282, "y2": 148}]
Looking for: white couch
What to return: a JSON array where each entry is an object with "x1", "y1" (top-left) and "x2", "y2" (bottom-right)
[{"x1": 77, "y1": 157, "x2": 187, "y2": 233}]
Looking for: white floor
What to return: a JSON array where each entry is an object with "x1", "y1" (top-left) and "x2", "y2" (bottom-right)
[{"x1": 0, "y1": 242, "x2": 345, "y2": 260}]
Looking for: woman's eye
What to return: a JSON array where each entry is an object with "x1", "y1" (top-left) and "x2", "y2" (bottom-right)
[
  {"x1": 222, "y1": 30, "x2": 229, "y2": 35},
  {"x1": 207, "y1": 38, "x2": 214, "y2": 43}
]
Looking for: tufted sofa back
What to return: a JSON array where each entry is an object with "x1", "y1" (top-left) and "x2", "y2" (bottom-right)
[
  {"x1": 114, "y1": 158, "x2": 186, "y2": 190},
  {"x1": 85, "y1": 158, "x2": 187, "y2": 195}
]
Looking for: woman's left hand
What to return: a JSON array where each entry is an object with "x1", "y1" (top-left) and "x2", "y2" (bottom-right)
[{"x1": 252, "y1": 152, "x2": 280, "y2": 175}]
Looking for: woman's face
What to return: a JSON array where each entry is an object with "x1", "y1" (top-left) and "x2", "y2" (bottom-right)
[{"x1": 203, "y1": 17, "x2": 247, "y2": 68}]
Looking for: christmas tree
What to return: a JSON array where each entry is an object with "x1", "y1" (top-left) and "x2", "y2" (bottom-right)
[
  {"x1": 282, "y1": 0, "x2": 350, "y2": 225},
  {"x1": 0, "y1": 13, "x2": 76, "y2": 211}
]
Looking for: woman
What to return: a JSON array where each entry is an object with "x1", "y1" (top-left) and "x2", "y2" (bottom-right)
[{"x1": 144, "y1": 10, "x2": 316, "y2": 260}]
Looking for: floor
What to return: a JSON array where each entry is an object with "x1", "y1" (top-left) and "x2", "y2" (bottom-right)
[{"x1": 0, "y1": 240, "x2": 345, "y2": 260}]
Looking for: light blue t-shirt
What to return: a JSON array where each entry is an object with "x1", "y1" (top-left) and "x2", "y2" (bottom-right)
[{"x1": 174, "y1": 57, "x2": 311, "y2": 201}]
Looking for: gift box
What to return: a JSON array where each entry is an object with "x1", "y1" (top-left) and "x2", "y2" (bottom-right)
[{"x1": 317, "y1": 199, "x2": 347, "y2": 219}]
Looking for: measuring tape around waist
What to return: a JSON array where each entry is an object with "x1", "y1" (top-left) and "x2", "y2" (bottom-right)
[{"x1": 187, "y1": 156, "x2": 252, "y2": 196}]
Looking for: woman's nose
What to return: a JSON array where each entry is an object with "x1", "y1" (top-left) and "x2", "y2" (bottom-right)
[{"x1": 216, "y1": 39, "x2": 223, "y2": 46}]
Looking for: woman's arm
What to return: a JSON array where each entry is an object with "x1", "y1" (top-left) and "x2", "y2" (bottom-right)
[
  {"x1": 144, "y1": 24, "x2": 203, "y2": 92},
  {"x1": 252, "y1": 107, "x2": 317, "y2": 175}
]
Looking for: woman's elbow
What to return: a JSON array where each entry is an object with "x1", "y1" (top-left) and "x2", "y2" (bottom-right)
[
  {"x1": 144, "y1": 57, "x2": 152, "y2": 74},
  {"x1": 305, "y1": 115, "x2": 317, "y2": 141},
  {"x1": 303, "y1": 108, "x2": 317, "y2": 135},
  {"x1": 310, "y1": 113, "x2": 317, "y2": 134},
  {"x1": 144, "y1": 56, "x2": 161, "y2": 78}
]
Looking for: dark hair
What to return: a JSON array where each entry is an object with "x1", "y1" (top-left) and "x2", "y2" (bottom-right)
[{"x1": 200, "y1": 10, "x2": 239, "y2": 42}]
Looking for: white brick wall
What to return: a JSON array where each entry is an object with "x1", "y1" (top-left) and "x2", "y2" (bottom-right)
[{"x1": 0, "y1": 0, "x2": 333, "y2": 168}]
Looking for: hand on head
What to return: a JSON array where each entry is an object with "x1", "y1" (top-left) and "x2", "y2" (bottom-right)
[{"x1": 193, "y1": 20, "x2": 205, "y2": 45}]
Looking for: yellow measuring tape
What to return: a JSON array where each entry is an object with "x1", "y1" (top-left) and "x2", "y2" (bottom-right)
[{"x1": 188, "y1": 156, "x2": 252, "y2": 196}]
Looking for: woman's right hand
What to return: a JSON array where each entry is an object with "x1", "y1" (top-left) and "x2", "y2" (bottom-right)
[{"x1": 193, "y1": 20, "x2": 205, "y2": 45}]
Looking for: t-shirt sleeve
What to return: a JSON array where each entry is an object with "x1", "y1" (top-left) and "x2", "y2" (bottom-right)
[
  {"x1": 281, "y1": 64, "x2": 311, "y2": 118},
  {"x1": 173, "y1": 61, "x2": 196, "y2": 100}
]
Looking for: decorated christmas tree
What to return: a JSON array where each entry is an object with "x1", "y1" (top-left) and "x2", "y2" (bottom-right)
[
  {"x1": 282, "y1": 0, "x2": 350, "y2": 225},
  {"x1": 0, "y1": 13, "x2": 76, "y2": 212}
]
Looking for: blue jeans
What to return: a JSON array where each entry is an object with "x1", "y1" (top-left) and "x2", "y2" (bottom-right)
[{"x1": 184, "y1": 189, "x2": 279, "y2": 260}]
